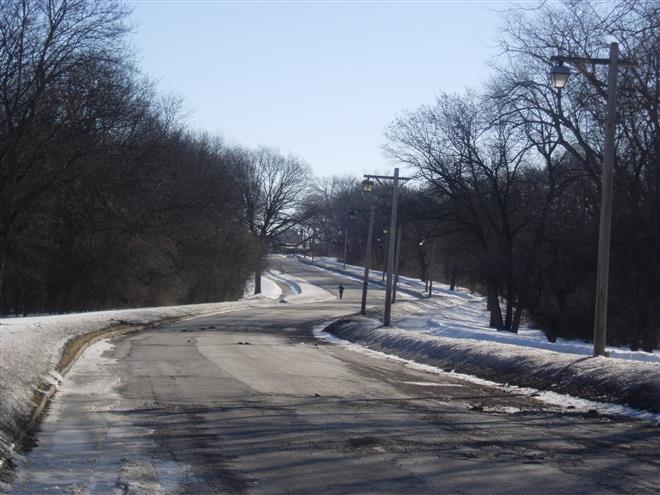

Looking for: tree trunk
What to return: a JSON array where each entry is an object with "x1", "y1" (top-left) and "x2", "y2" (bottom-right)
[
  {"x1": 641, "y1": 297, "x2": 659, "y2": 353},
  {"x1": 0, "y1": 225, "x2": 12, "y2": 314},
  {"x1": 547, "y1": 291, "x2": 567, "y2": 343},
  {"x1": 488, "y1": 284, "x2": 504, "y2": 330},
  {"x1": 512, "y1": 302, "x2": 523, "y2": 333},
  {"x1": 254, "y1": 269, "x2": 262, "y2": 295},
  {"x1": 503, "y1": 272, "x2": 514, "y2": 331},
  {"x1": 504, "y1": 299, "x2": 514, "y2": 331}
]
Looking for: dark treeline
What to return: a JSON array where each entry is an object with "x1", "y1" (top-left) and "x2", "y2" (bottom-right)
[
  {"x1": 2, "y1": 0, "x2": 658, "y2": 352},
  {"x1": 303, "y1": 1, "x2": 659, "y2": 351},
  {"x1": 0, "y1": 0, "x2": 309, "y2": 315}
]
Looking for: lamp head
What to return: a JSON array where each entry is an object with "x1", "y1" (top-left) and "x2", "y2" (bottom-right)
[
  {"x1": 550, "y1": 61, "x2": 571, "y2": 89},
  {"x1": 362, "y1": 179, "x2": 374, "y2": 192}
]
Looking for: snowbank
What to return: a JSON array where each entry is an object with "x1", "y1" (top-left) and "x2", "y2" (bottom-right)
[
  {"x1": 306, "y1": 254, "x2": 660, "y2": 413},
  {"x1": 242, "y1": 274, "x2": 282, "y2": 300},
  {"x1": 0, "y1": 276, "x2": 283, "y2": 469},
  {"x1": 266, "y1": 269, "x2": 335, "y2": 303},
  {"x1": 322, "y1": 316, "x2": 660, "y2": 413},
  {"x1": 313, "y1": 323, "x2": 660, "y2": 421},
  {"x1": 301, "y1": 256, "x2": 660, "y2": 364}
]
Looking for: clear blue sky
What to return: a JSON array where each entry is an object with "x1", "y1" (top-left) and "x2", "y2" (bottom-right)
[{"x1": 130, "y1": 1, "x2": 508, "y2": 178}]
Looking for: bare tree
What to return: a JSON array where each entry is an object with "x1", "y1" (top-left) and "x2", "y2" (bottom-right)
[
  {"x1": 386, "y1": 91, "x2": 537, "y2": 331},
  {"x1": 0, "y1": 0, "x2": 132, "y2": 303},
  {"x1": 494, "y1": 0, "x2": 660, "y2": 348},
  {"x1": 233, "y1": 146, "x2": 311, "y2": 294}
]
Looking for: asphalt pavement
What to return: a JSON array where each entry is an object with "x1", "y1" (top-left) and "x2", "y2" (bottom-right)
[{"x1": 5, "y1": 256, "x2": 660, "y2": 494}]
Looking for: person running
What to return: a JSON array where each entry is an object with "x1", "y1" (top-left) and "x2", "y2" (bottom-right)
[{"x1": 338, "y1": 284, "x2": 345, "y2": 299}]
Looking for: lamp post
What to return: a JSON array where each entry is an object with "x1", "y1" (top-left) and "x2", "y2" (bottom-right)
[
  {"x1": 362, "y1": 169, "x2": 411, "y2": 327},
  {"x1": 381, "y1": 228, "x2": 389, "y2": 282},
  {"x1": 428, "y1": 238, "x2": 436, "y2": 297},
  {"x1": 419, "y1": 236, "x2": 436, "y2": 296},
  {"x1": 392, "y1": 226, "x2": 402, "y2": 304},
  {"x1": 360, "y1": 179, "x2": 375, "y2": 315},
  {"x1": 419, "y1": 238, "x2": 428, "y2": 291},
  {"x1": 550, "y1": 42, "x2": 635, "y2": 356},
  {"x1": 343, "y1": 209, "x2": 355, "y2": 269},
  {"x1": 310, "y1": 227, "x2": 316, "y2": 261}
]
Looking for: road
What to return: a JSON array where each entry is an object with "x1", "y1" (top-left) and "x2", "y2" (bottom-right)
[{"x1": 6, "y1": 256, "x2": 660, "y2": 494}]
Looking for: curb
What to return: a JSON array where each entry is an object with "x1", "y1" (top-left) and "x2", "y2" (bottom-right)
[{"x1": 0, "y1": 321, "x2": 159, "y2": 474}]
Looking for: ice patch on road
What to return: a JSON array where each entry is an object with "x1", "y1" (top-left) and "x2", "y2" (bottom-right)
[{"x1": 313, "y1": 322, "x2": 660, "y2": 422}]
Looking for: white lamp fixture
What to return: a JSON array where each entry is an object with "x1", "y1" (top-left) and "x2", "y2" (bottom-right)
[{"x1": 550, "y1": 62, "x2": 571, "y2": 89}]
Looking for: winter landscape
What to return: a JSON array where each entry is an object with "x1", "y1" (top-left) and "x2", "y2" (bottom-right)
[{"x1": 1, "y1": 0, "x2": 658, "y2": 493}]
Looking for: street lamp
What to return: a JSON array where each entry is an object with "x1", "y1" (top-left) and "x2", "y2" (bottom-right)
[
  {"x1": 362, "y1": 169, "x2": 411, "y2": 326},
  {"x1": 343, "y1": 209, "x2": 355, "y2": 269},
  {"x1": 428, "y1": 238, "x2": 436, "y2": 297},
  {"x1": 550, "y1": 61, "x2": 571, "y2": 90},
  {"x1": 381, "y1": 228, "x2": 389, "y2": 281},
  {"x1": 550, "y1": 42, "x2": 635, "y2": 357},
  {"x1": 419, "y1": 238, "x2": 429, "y2": 291},
  {"x1": 419, "y1": 236, "x2": 437, "y2": 297},
  {"x1": 360, "y1": 181, "x2": 376, "y2": 315},
  {"x1": 392, "y1": 226, "x2": 403, "y2": 303},
  {"x1": 310, "y1": 227, "x2": 316, "y2": 261}
]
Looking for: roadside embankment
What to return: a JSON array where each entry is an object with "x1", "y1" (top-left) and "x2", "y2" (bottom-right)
[
  {"x1": 323, "y1": 315, "x2": 660, "y2": 413},
  {"x1": 0, "y1": 289, "x2": 283, "y2": 476}
]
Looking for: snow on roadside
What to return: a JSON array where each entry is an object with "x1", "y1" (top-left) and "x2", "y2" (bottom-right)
[
  {"x1": 307, "y1": 255, "x2": 476, "y2": 301},
  {"x1": 390, "y1": 299, "x2": 660, "y2": 364},
  {"x1": 0, "y1": 273, "x2": 283, "y2": 467},
  {"x1": 266, "y1": 268, "x2": 335, "y2": 303},
  {"x1": 243, "y1": 273, "x2": 282, "y2": 300},
  {"x1": 318, "y1": 316, "x2": 660, "y2": 414},
  {"x1": 302, "y1": 256, "x2": 660, "y2": 365},
  {"x1": 313, "y1": 322, "x2": 660, "y2": 422}
]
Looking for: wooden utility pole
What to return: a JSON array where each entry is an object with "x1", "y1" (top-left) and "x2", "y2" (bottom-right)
[
  {"x1": 360, "y1": 202, "x2": 375, "y2": 315},
  {"x1": 593, "y1": 42, "x2": 619, "y2": 357},
  {"x1": 392, "y1": 226, "x2": 402, "y2": 304},
  {"x1": 383, "y1": 168, "x2": 399, "y2": 327}
]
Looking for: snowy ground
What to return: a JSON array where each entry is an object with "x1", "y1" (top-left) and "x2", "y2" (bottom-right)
[
  {"x1": 313, "y1": 323, "x2": 660, "y2": 422},
  {"x1": 0, "y1": 272, "x2": 287, "y2": 468},
  {"x1": 303, "y1": 256, "x2": 659, "y2": 414},
  {"x1": 304, "y1": 256, "x2": 660, "y2": 364},
  {"x1": 266, "y1": 268, "x2": 335, "y2": 304},
  {"x1": 242, "y1": 274, "x2": 282, "y2": 299}
]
